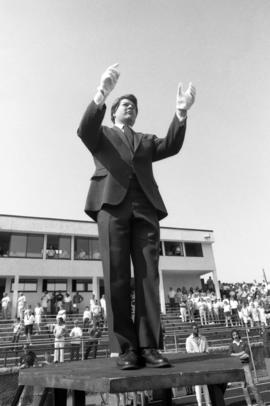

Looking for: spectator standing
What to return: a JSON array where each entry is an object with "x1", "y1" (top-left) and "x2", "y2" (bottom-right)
[
  {"x1": 55, "y1": 291, "x2": 64, "y2": 311},
  {"x1": 69, "y1": 320, "x2": 83, "y2": 361},
  {"x1": 24, "y1": 306, "x2": 35, "y2": 345},
  {"x1": 56, "y1": 304, "x2": 66, "y2": 322},
  {"x1": 229, "y1": 329, "x2": 263, "y2": 406},
  {"x1": 17, "y1": 292, "x2": 26, "y2": 320},
  {"x1": 64, "y1": 292, "x2": 72, "y2": 314},
  {"x1": 51, "y1": 292, "x2": 58, "y2": 315},
  {"x1": 175, "y1": 288, "x2": 182, "y2": 305},
  {"x1": 250, "y1": 303, "x2": 259, "y2": 327},
  {"x1": 168, "y1": 287, "x2": 176, "y2": 310},
  {"x1": 89, "y1": 292, "x2": 96, "y2": 316},
  {"x1": 198, "y1": 298, "x2": 207, "y2": 326},
  {"x1": 1, "y1": 292, "x2": 10, "y2": 319},
  {"x1": 100, "y1": 294, "x2": 107, "y2": 324},
  {"x1": 230, "y1": 297, "x2": 239, "y2": 325},
  {"x1": 34, "y1": 303, "x2": 43, "y2": 334},
  {"x1": 72, "y1": 292, "x2": 84, "y2": 314},
  {"x1": 187, "y1": 298, "x2": 195, "y2": 322},
  {"x1": 53, "y1": 317, "x2": 66, "y2": 363},
  {"x1": 213, "y1": 299, "x2": 220, "y2": 323},
  {"x1": 206, "y1": 298, "x2": 214, "y2": 324},
  {"x1": 84, "y1": 324, "x2": 102, "y2": 359},
  {"x1": 258, "y1": 302, "x2": 267, "y2": 327},
  {"x1": 12, "y1": 317, "x2": 23, "y2": 351},
  {"x1": 92, "y1": 300, "x2": 102, "y2": 328},
  {"x1": 206, "y1": 276, "x2": 215, "y2": 293},
  {"x1": 223, "y1": 299, "x2": 233, "y2": 327},
  {"x1": 237, "y1": 303, "x2": 244, "y2": 327},
  {"x1": 241, "y1": 303, "x2": 252, "y2": 328},
  {"x1": 41, "y1": 291, "x2": 51, "y2": 316},
  {"x1": 186, "y1": 324, "x2": 211, "y2": 406},
  {"x1": 179, "y1": 299, "x2": 187, "y2": 322},
  {"x1": 83, "y1": 306, "x2": 91, "y2": 330}
]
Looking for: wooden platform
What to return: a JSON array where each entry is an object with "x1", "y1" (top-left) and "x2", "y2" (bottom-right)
[{"x1": 14, "y1": 353, "x2": 246, "y2": 405}]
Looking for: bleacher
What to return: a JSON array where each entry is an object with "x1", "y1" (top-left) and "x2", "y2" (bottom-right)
[
  {"x1": 0, "y1": 307, "x2": 264, "y2": 370},
  {"x1": 0, "y1": 314, "x2": 110, "y2": 367}
]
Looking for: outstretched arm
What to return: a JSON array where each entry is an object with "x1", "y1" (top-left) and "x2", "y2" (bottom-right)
[
  {"x1": 77, "y1": 64, "x2": 120, "y2": 152},
  {"x1": 94, "y1": 63, "x2": 120, "y2": 106},
  {"x1": 152, "y1": 81, "x2": 196, "y2": 161},
  {"x1": 176, "y1": 82, "x2": 196, "y2": 123}
]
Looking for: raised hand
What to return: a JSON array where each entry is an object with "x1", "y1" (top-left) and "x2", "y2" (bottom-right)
[
  {"x1": 97, "y1": 63, "x2": 120, "y2": 98},
  {"x1": 176, "y1": 82, "x2": 196, "y2": 113}
]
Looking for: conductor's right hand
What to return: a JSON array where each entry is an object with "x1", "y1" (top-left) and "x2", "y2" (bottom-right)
[{"x1": 97, "y1": 63, "x2": 120, "y2": 98}]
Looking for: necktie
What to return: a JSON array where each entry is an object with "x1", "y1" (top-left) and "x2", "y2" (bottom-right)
[{"x1": 123, "y1": 125, "x2": 134, "y2": 152}]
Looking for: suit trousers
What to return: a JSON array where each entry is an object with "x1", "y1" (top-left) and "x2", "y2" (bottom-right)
[{"x1": 97, "y1": 177, "x2": 162, "y2": 353}]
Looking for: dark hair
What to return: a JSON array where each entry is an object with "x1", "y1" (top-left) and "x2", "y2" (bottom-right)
[
  {"x1": 231, "y1": 329, "x2": 241, "y2": 339},
  {"x1": 111, "y1": 94, "x2": 138, "y2": 123}
]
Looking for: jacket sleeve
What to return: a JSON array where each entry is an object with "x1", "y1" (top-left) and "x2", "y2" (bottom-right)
[
  {"x1": 152, "y1": 115, "x2": 186, "y2": 162},
  {"x1": 77, "y1": 101, "x2": 106, "y2": 153}
]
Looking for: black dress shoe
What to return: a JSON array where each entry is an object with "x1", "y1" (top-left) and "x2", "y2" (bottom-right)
[
  {"x1": 141, "y1": 349, "x2": 171, "y2": 368},
  {"x1": 116, "y1": 350, "x2": 140, "y2": 370}
]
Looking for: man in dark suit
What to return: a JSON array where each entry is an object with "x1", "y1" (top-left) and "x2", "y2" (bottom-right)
[{"x1": 78, "y1": 64, "x2": 196, "y2": 369}]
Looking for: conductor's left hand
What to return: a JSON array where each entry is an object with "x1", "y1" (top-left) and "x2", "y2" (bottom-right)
[{"x1": 176, "y1": 82, "x2": 196, "y2": 118}]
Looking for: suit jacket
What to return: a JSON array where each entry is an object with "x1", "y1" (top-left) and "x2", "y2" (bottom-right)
[{"x1": 77, "y1": 101, "x2": 186, "y2": 221}]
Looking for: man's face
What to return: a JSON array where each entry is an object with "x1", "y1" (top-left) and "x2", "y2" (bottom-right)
[
  {"x1": 192, "y1": 325, "x2": 199, "y2": 336},
  {"x1": 232, "y1": 331, "x2": 240, "y2": 341},
  {"x1": 114, "y1": 99, "x2": 137, "y2": 126}
]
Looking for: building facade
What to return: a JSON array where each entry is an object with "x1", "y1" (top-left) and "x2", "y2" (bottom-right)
[{"x1": 0, "y1": 214, "x2": 219, "y2": 316}]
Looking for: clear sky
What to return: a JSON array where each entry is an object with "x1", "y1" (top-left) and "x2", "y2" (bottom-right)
[{"x1": 1, "y1": 0, "x2": 270, "y2": 283}]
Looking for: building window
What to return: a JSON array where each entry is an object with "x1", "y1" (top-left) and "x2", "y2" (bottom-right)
[
  {"x1": 46, "y1": 235, "x2": 71, "y2": 259},
  {"x1": 72, "y1": 279, "x2": 93, "y2": 292},
  {"x1": 0, "y1": 232, "x2": 44, "y2": 258},
  {"x1": 0, "y1": 232, "x2": 11, "y2": 257},
  {"x1": 185, "y1": 242, "x2": 203, "y2": 257},
  {"x1": 11, "y1": 279, "x2": 37, "y2": 292},
  {"x1": 164, "y1": 241, "x2": 184, "y2": 256},
  {"x1": 43, "y1": 279, "x2": 67, "y2": 292},
  {"x1": 9, "y1": 234, "x2": 27, "y2": 257},
  {"x1": 26, "y1": 235, "x2": 44, "y2": 258},
  {"x1": 74, "y1": 237, "x2": 101, "y2": 260}
]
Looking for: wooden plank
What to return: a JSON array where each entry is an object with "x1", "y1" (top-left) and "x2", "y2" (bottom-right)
[{"x1": 18, "y1": 354, "x2": 244, "y2": 394}]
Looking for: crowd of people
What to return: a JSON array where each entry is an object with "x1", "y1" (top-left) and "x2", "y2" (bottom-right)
[
  {"x1": 167, "y1": 278, "x2": 270, "y2": 328},
  {"x1": 0, "y1": 290, "x2": 107, "y2": 364}
]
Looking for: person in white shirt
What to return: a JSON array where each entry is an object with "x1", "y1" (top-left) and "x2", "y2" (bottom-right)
[
  {"x1": 69, "y1": 320, "x2": 83, "y2": 361},
  {"x1": 198, "y1": 298, "x2": 207, "y2": 326},
  {"x1": 258, "y1": 302, "x2": 267, "y2": 327},
  {"x1": 1, "y1": 293, "x2": 10, "y2": 319},
  {"x1": 41, "y1": 291, "x2": 51, "y2": 315},
  {"x1": 213, "y1": 299, "x2": 220, "y2": 322},
  {"x1": 100, "y1": 294, "x2": 107, "y2": 324},
  {"x1": 17, "y1": 293, "x2": 26, "y2": 320},
  {"x1": 168, "y1": 287, "x2": 176, "y2": 310},
  {"x1": 24, "y1": 306, "x2": 35, "y2": 345},
  {"x1": 53, "y1": 317, "x2": 66, "y2": 363},
  {"x1": 223, "y1": 299, "x2": 233, "y2": 328},
  {"x1": 186, "y1": 324, "x2": 211, "y2": 406},
  {"x1": 34, "y1": 303, "x2": 43, "y2": 334},
  {"x1": 56, "y1": 304, "x2": 66, "y2": 322},
  {"x1": 83, "y1": 306, "x2": 91, "y2": 330},
  {"x1": 92, "y1": 300, "x2": 102, "y2": 328}
]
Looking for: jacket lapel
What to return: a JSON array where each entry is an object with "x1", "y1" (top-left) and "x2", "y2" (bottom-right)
[
  {"x1": 112, "y1": 126, "x2": 143, "y2": 156},
  {"x1": 133, "y1": 131, "x2": 143, "y2": 153},
  {"x1": 112, "y1": 126, "x2": 133, "y2": 158}
]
